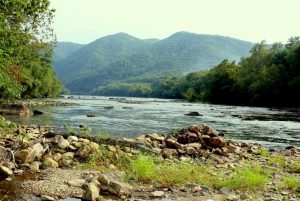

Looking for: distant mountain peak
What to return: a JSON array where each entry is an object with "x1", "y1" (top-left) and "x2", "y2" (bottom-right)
[{"x1": 53, "y1": 32, "x2": 253, "y2": 94}]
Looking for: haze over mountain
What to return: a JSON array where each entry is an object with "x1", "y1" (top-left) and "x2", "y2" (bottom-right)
[{"x1": 53, "y1": 32, "x2": 253, "y2": 94}]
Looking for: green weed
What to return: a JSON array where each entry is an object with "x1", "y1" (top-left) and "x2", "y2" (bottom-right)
[
  {"x1": 268, "y1": 155, "x2": 286, "y2": 167},
  {"x1": 216, "y1": 162, "x2": 272, "y2": 192},
  {"x1": 289, "y1": 161, "x2": 300, "y2": 173},
  {"x1": 257, "y1": 149, "x2": 270, "y2": 157},
  {"x1": 282, "y1": 176, "x2": 300, "y2": 192}
]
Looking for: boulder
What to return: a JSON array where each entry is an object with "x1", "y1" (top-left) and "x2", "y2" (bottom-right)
[
  {"x1": 210, "y1": 136, "x2": 226, "y2": 148},
  {"x1": 67, "y1": 136, "x2": 79, "y2": 143},
  {"x1": 98, "y1": 171, "x2": 132, "y2": 197},
  {"x1": 67, "y1": 179, "x2": 86, "y2": 187},
  {"x1": 83, "y1": 182, "x2": 100, "y2": 201},
  {"x1": 57, "y1": 138, "x2": 70, "y2": 149},
  {"x1": 16, "y1": 148, "x2": 37, "y2": 163},
  {"x1": 165, "y1": 138, "x2": 182, "y2": 149},
  {"x1": 76, "y1": 144, "x2": 92, "y2": 157},
  {"x1": 32, "y1": 143, "x2": 44, "y2": 160}
]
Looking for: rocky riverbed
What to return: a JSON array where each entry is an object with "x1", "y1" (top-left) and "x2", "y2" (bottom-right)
[{"x1": 0, "y1": 116, "x2": 300, "y2": 201}]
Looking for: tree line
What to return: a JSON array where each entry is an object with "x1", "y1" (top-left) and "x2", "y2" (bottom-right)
[
  {"x1": 154, "y1": 37, "x2": 300, "y2": 107},
  {"x1": 0, "y1": 0, "x2": 62, "y2": 102},
  {"x1": 95, "y1": 37, "x2": 300, "y2": 107}
]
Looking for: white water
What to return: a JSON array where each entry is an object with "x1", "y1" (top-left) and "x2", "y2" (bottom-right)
[{"x1": 7, "y1": 96, "x2": 300, "y2": 148}]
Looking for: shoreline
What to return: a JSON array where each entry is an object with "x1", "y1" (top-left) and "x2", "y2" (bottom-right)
[{"x1": 1, "y1": 119, "x2": 300, "y2": 201}]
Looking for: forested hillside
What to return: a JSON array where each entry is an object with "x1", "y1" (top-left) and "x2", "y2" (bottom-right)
[
  {"x1": 0, "y1": 0, "x2": 62, "y2": 101},
  {"x1": 155, "y1": 38, "x2": 300, "y2": 107},
  {"x1": 53, "y1": 32, "x2": 253, "y2": 94}
]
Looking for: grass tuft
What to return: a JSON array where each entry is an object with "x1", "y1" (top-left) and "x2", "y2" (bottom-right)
[
  {"x1": 282, "y1": 176, "x2": 300, "y2": 192},
  {"x1": 268, "y1": 155, "x2": 286, "y2": 167},
  {"x1": 257, "y1": 149, "x2": 270, "y2": 157},
  {"x1": 216, "y1": 162, "x2": 272, "y2": 192}
]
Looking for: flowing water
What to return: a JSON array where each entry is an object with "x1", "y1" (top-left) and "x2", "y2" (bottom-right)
[{"x1": 6, "y1": 96, "x2": 300, "y2": 148}]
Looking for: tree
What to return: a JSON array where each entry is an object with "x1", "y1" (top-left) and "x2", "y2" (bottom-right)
[{"x1": 0, "y1": 0, "x2": 61, "y2": 100}]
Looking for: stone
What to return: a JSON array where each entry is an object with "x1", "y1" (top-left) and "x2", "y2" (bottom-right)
[
  {"x1": 54, "y1": 135, "x2": 64, "y2": 144},
  {"x1": 146, "y1": 133, "x2": 165, "y2": 142},
  {"x1": 62, "y1": 152, "x2": 75, "y2": 160},
  {"x1": 29, "y1": 161, "x2": 42, "y2": 171},
  {"x1": 16, "y1": 148, "x2": 37, "y2": 163},
  {"x1": 43, "y1": 157, "x2": 59, "y2": 168},
  {"x1": 0, "y1": 165, "x2": 13, "y2": 180},
  {"x1": 165, "y1": 138, "x2": 182, "y2": 149},
  {"x1": 185, "y1": 146, "x2": 196, "y2": 155},
  {"x1": 186, "y1": 132, "x2": 199, "y2": 143},
  {"x1": 57, "y1": 138, "x2": 70, "y2": 149},
  {"x1": 185, "y1": 111, "x2": 202, "y2": 116},
  {"x1": 210, "y1": 136, "x2": 226, "y2": 148},
  {"x1": 83, "y1": 182, "x2": 100, "y2": 201},
  {"x1": 52, "y1": 153, "x2": 62, "y2": 162},
  {"x1": 188, "y1": 125, "x2": 202, "y2": 134},
  {"x1": 150, "y1": 191, "x2": 165, "y2": 198},
  {"x1": 40, "y1": 195, "x2": 55, "y2": 201},
  {"x1": 219, "y1": 187, "x2": 232, "y2": 195},
  {"x1": 78, "y1": 138, "x2": 90, "y2": 143},
  {"x1": 32, "y1": 143, "x2": 44, "y2": 160},
  {"x1": 89, "y1": 142, "x2": 99, "y2": 150},
  {"x1": 123, "y1": 147, "x2": 131, "y2": 153},
  {"x1": 162, "y1": 148, "x2": 178, "y2": 158},
  {"x1": 67, "y1": 136, "x2": 78, "y2": 143},
  {"x1": 98, "y1": 171, "x2": 132, "y2": 197},
  {"x1": 67, "y1": 179, "x2": 86, "y2": 187},
  {"x1": 59, "y1": 159, "x2": 73, "y2": 167},
  {"x1": 87, "y1": 113, "x2": 99, "y2": 117},
  {"x1": 107, "y1": 145, "x2": 117, "y2": 153},
  {"x1": 76, "y1": 144, "x2": 92, "y2": 157}
]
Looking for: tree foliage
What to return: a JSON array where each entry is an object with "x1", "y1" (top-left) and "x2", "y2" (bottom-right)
[
  {"x1": 155, "y1": 37, "x2": 300, "y2": 107},
  {"x1": 0, "y1": 0, "x2": 62, "y2": 101}
]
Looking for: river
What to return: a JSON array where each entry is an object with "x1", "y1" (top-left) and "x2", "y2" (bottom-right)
[{"x1": 6, "y1": 96, "x2": 300, "y2": 148}]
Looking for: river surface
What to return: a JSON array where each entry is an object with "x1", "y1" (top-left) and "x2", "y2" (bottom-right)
[{"x1": 6, "y1": 96, "x2": 300, "y2": 148}]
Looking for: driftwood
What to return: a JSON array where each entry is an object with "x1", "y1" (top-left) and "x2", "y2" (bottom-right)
[{"x1": 44, "y1": 131, "x2": 158, "y2": 155}]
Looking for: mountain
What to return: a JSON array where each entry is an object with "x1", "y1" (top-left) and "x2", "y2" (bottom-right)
[
  {"x1": 53, "y1": 32, "x2": 253, "y2": 94},
  {"x1": 53, "y1": 42, "x2": 85, "y2": 64}
]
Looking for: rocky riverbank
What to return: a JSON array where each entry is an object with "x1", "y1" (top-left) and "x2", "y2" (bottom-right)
[
  {"x1": 0, "y1": 101, "x2": 78, "y2": 116},
  {"x1": 0, "y1": 116, "x2": 299, "y2": 201}
]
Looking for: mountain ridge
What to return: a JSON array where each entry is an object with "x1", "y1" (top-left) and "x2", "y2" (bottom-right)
[{"x1": 53, "y1": 32, "x2": 254, "y2": 94}]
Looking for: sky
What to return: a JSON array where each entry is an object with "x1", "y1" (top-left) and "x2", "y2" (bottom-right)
[{"x1": 50, "y1": 0, "x2": 300, "y2": 44}]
